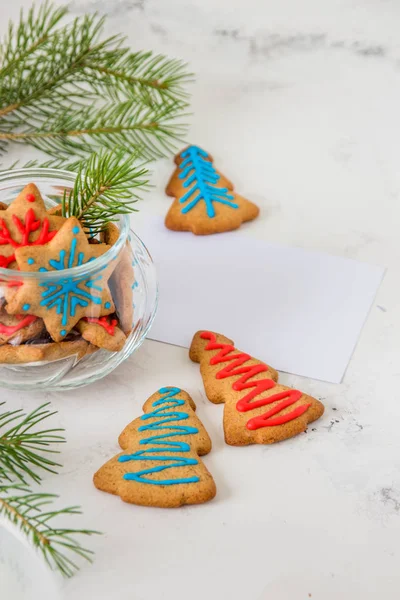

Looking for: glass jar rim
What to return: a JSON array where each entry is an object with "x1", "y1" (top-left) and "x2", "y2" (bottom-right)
[{"x1": 0, "y1": 167, "x2": 130, "y2": 280}]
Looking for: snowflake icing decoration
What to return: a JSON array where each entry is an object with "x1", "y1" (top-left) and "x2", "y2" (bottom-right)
[{"x1": 38, "y1": 228, "x2": 105, "y2": 336}]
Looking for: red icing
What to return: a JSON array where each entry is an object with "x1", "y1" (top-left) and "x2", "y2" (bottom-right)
[
  {"x1": 0, "y1": 314, "x2": 37, "y2": 336},
  {"x1": 200, "y1": 331, "x2": 311, "y2": 430},
  {"x1": 0, "y1": 255, "x2": 15, "y2": 268},
  {"x1": 26, "y1": 193, "x2": 36, "y2": 203},
  {"x1": 84, "y1": 316, "x2": 117, "y2": 336},
  {"x1": 0, "y1": 208, "x2": 57, "y2": 268},
  {"x1": 7, "y1": 279, "x2": 23, "y2": 287}
]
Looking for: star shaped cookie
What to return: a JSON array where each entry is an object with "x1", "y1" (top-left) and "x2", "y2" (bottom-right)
[
  {"x1": 6, "y1": 217, "x2": 116, "y2": 342},
  {"x1": 0, "y1": 183, "x2": 66, "y2": 268}
]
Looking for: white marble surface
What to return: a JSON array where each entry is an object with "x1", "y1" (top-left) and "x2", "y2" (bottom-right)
[{"x1": 1, "y1": 0, "x2": 400, "y2": 598}]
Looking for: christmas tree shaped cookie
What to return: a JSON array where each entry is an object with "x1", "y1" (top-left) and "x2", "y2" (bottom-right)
[
  {"x1": 93, "y1": 387, "x2": 217, "y2": 507},
  {"x1": 190, "y1": 331, "x2": 325, "y2": 445},
  {"x1": 6, "y1": 217, "x2": 115, "y2": 342},
  {"x1": 0, "y1": 183, "x2": 65, "y2": 268},
  {"x1": 165, "y1": 145, "x2": 259, "y2": 235}
]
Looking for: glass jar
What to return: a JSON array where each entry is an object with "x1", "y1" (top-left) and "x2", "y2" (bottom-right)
[{"x1": 0, "y1": 168, "x2": 158, "y2": 390}]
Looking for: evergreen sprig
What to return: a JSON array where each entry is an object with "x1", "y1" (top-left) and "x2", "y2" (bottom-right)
[
  {"x1": 2, "y1": 97, "x2": 187, "y2": 160},
  {"x1": 0, "y1": 1, "x2": 67, "y2": 78},
  {"x1": 0, "y1": 1, "x2": 191, "y2": 160},
  {"x1": 0, "y1": 402, "x2": 98, "y2": 578},
  {"x1": 0, "y1": 485, "x2": 98, "y2": 578},
  {"x1": 84, "y1": 48, "x2": 193, "y2": 105},
  {"x1": 0, "y1": 402, "x2": 64, "y2": 484},
  {"x1": 62, "y1": 148, "x2": 150, "y2": 232}
]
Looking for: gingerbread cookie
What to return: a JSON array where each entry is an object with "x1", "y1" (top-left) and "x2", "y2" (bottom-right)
[
  {"x1": 190, "y1": 331, "x2": 324, "y2": 445},
  {"x1": 94, "y1": 387, "x2": 216, "y2": 508},
  {"x1": 47, "y1": 204, "x2": 62, "y2": 216},
  {"x1": 0, "y1": 310, "x2": 44, "y2": 346},
  {"x1": 0, "y1": 339, "x2": 93, "y2": 364},
  {"x1": 6, "y1": 217, "x2": 115, "y2": 342},
  {"x1": 101, "y1": 222, "x2": 135, "y2": 334},
  {"x1": 165, "y1": 145, "x2": 259, "y2": 235},
  {"x1": 0, "y1": 183, "x2": 65, "y2": 268},
  {"x1": 76, "y1": 316, "x2": 126, "y2": 352}
]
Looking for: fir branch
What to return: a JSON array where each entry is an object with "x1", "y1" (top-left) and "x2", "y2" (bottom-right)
[
  {"x1": 83, "y1": 49, "x2": 193, "y2": 105},
  {"x1": 13, "y1": 156, "x2": 86, "y2": 171},
  {"x1": 0, "y1": 13, "x2": 120, "y2": 123},
  {"x1": 62, "y1": 148, "x2": 149, "y2": 232},
  {"x1": 0, "y1": 485, "x2": 99, "y2": 578},
  {"x1": 0, "y1": 98, "x2": 187, "y2": 160},
  {"x1": 0, "y1": 402, "x2": 64, "y2": 485},
  {"x1": 0, "y1": 2, "x2": 191, "y2": 160},
  {"x1": 0, "y1": 1, "x2": 67, "y2": 79},
  {"x1": 0, "y1": 402, "x2": 99, "y2": 577}
]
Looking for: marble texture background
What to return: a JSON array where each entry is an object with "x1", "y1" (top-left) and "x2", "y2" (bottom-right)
[{"x1": 1, "y1": 1, "x2": 400, "y2": 599}]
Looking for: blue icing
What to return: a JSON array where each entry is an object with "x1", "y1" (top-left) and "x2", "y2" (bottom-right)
[
  {"x1": 39, "y1": 238, "x2": 105, "y2": 328},
  {"x1": 177, "y1": 145, "x2": 238, "y2": 218},
  {"x1": 27, "y1": 258, "x2": 34, "y2": 265},
  {"x1": 104, "y1": 301, "x2": 111, "y2": 309},
  {"x1": 118, "y1": 387, "x2": 200, "y2": 486},
  {"x1": 72, "y1": 226, "x2": 80, "y2": 234},
  {"x1": 60, "y1": 329, "x2": 66, "y2": 336},
  {"x1": 22, "y1": 304, "x2": 30, "y2": 311}
]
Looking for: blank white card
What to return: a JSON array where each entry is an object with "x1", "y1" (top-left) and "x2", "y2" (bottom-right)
[{"x1": 136, "y1": 218, "x2": 384, "y2": 383}]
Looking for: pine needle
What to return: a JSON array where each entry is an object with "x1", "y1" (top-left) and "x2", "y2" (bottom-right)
[
  {"x1": 0, "y1": 484, "x2": 99, "y2": 578},
  {"x1": 0, "y1": 402, "x2": 65, "y2": 485}
]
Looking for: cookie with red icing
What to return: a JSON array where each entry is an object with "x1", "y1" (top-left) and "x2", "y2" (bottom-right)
[
  {"x1": 0, "y1": 186, "x2": 134, "y2": 364},
  {"x1": 190, "y1": 330, "x2": 324, "y2": 445},
  {"x1": 165, "y1": 145, "x2": 259, "y2": 235},
  {"x1": 93, "y1": 386, "x2": 216, "y2": 508},
  {"x1": 76, "y1": 315, "x2": 126, "y2": 352},
  {"x1": 0, "y1": 183, "x2": 65, "y2": 269},
  {"x1": 0, "y1": 309, "x2": 44, "y2": 346}
]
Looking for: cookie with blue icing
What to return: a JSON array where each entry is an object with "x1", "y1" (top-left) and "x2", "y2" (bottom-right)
[
  {"x1": 93, "y1": 387, "x2": 217, "y2": 507},
  {"x1": 6, "y1": 217, "x2": 115, "y2": 342},
  {"x1": 165, "y1": 145, "x2": 259, "y2": 235}
]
